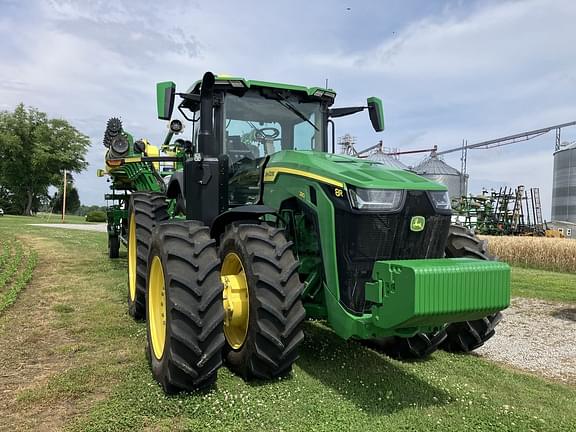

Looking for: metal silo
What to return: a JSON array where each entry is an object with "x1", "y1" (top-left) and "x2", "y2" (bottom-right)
[
  {"x1": 551, "y1": 142, "x2": 576, "y2": 224},
  {"x1": 367, "y1": 150, "x2": 409, "y2": 170},
  {"x1": 414, "y1": 155, "x2": 468, "y2": 199}
]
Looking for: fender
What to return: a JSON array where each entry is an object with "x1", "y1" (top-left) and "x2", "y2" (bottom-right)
[
  {"x1": 166, "y1": 171, "x2": 186, "y2": 214},
  {"x1": 211, "y1": 205, "x2": 278, "y2": 242},
  {"x1": 166, "y1": 171, "x2": 185, "y2": 200}
]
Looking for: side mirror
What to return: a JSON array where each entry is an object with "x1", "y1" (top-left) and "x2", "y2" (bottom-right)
[
  {"x1": 367, "y1": 97, "x2": 385, "y2": 132},
  {"x1": 156, "y1": 81, "x2": 176, "y2": 120}
]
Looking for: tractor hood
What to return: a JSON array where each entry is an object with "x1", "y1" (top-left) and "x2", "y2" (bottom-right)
[{"x1": 266, "y1": 150, "x2": 447, "y2": 191}]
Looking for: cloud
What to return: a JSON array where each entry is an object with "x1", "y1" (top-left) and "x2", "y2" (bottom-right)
[
  {"x1": 45, "y1": 0, "x2": 202, "y2": 62},
  {"x1": 0, "y1": 0, "x2": 573, "y2": 221}
]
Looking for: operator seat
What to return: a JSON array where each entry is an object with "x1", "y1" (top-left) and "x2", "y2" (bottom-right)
[{"x1": 227, "y1": 135, "x2": 258, "y2": 164}]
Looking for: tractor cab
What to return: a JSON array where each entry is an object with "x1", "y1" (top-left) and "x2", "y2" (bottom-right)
[
  {"x1": 157, "y1": 73, "x2": 384, "y2": 210},
  {"x1": 179, "y1": 76, "x2": 334, "y2": 154},
  {"x1": 220, "y1": 85, "x2": 330, "y2": 205}
]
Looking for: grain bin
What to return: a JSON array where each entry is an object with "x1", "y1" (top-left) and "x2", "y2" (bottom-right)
[
  {"x1": 414, "y1": 155, "x2": 468, "y2": 199},
  {"x1": 551, "y1": 142, "x2": 576, "y2": 224},
  {"x1": 367, "y1": 150, "x2": 409, "y2": 170}
]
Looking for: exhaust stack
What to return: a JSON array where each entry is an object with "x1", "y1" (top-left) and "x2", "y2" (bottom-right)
[{"x1": 198, "y1": 72, "x2": 216, "y2": 156}]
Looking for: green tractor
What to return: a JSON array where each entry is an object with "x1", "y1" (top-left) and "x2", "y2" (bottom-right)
[{"x1": 128, "y1": 72, "x2": 510, "y2": 393}]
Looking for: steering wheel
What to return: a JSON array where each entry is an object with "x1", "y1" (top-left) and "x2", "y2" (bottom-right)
[{"x1": 255, "y1": 127, "x2": 280, "y2": 140}]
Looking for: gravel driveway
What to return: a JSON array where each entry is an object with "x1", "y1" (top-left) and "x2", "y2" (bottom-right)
[
  {"x1": 476, "y1": 297, "x2": 575, "y2": 384},
  {"x1": 28, "y1": 223, "x2": 107, "y2": 233}
]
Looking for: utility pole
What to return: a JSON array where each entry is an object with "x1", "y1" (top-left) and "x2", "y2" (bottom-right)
[{"x1": 62, "y1": 169, "x2": 67, "y2": 223}]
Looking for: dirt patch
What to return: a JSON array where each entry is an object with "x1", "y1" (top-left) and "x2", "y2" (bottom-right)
[
  {"x1": 552, "y1": 308, "x2": 576, "y2": 322},
  {"x1": 476, "y1": 297, "x2": 576, "y2": 384},
  {"x1": 0, "y1": 236, "x2": 83, "y2": 431}
]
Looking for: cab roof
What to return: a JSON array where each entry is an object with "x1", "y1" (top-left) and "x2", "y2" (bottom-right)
[{"x1": 186, "y1": 74, "x2": 337, "y2": 101}]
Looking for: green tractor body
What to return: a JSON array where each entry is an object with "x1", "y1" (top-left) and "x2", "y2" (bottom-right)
[
  {"x1": 106, "y1": 72, "x2": 510, "y2": 393},
  {"x1": 262, "y1": 150, "x2": 509, "y2": 339}
]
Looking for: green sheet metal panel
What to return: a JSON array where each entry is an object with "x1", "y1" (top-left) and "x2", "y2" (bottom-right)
[
  {"x1": 266, "y1": 150, "x2": 448, "y2": 191},
  {"x1": 369, "y1": 258, "x2": 510, "y2": 329}
]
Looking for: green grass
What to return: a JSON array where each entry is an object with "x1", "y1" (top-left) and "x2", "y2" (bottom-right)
[
  {"x1": 0, "y1": 215, "x2": 574, "y2": 432},
  {"x1": 67, "y1": 324, "x2": 575, "y2": 432},
  {"x1": 53, "y1": 303, "x2": 76, "y2": 314},
  {"x1": 511, "y1": 267, "x2": 576, "y2": 303}
]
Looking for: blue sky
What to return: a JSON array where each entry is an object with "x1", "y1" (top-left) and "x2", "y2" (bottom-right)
[{"x1": 0, "y1": 0, "x2": 574, "y2": 218}]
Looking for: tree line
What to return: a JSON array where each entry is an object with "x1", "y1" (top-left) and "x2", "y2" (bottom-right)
[{"x1": 0, "y1": 104, "x2": 90, "y2": 215}]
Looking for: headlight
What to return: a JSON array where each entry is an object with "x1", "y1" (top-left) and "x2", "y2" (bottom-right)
[
  {"x1": 428, "y1": 190, "x2": 451, "y2": 210},
  {"x1": 169, "y1": 119, "x2": 184, "y2": 134},
  {"x1": 348, "y1": 188, "x2": 404, "y2": 211}
]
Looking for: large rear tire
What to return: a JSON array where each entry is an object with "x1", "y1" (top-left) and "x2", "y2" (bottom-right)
[
  {"x1": 441, "y1": 224, "x2": 503, "y2": 353},
  {"x1": 127, "y1": 193, "x2": 168, "y2": 320},
  {"x1": 219, "y1": 223, "x2": 305, "y2": 380},
  {"x1": 146, "y1": 221, "x2": 225, "y2": 393}
]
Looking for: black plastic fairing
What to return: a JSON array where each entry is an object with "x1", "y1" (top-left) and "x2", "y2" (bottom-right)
[{"x1": 323, "y1": 185, "x2": 452, "y2": 314}]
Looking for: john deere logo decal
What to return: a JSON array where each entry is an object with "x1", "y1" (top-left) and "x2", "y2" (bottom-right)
[{"x1": 410, "y1": 216, "x2": 425, "y2": 232}]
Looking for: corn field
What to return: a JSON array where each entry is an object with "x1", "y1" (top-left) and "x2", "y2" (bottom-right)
[
  {"x1": 0, "y1": 236, "x2": 37, "y2": 314},
  {"x1": 481, "y1": 235, "x2": 576, "y2": 273}
]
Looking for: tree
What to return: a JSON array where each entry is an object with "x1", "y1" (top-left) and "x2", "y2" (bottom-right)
[
  {"x1": 0, "y1": 104, "x2": 90, "y2": 215},
  {"x1": 0, "y1": 184, "x2": 12, "y2": 212},
  {"x1": 51, "y1": 184, "x2": 81, "y2": 215}
]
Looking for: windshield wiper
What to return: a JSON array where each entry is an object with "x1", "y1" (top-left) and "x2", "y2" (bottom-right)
[{"x1": 274, "y1": 92, "x2": 319, "y2": 131}]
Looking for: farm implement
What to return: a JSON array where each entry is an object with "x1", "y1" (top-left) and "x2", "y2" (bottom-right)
[
  {"x1": 97, "y1": 117, "x2": 184, "y2": 258},
  {"x1": 101, "y1": 72, "x2": 510, "y2": 393}
]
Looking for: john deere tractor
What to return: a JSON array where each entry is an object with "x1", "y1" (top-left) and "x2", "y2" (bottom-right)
[{"x1": 127, "y1": 72, "x2": 510, "y2": 393}]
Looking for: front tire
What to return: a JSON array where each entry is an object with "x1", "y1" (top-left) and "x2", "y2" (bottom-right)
[
  {"x1": 441, "y1": 313, "x2": 502, "y2": 352},
  {"x1": 441, "y1": 224, "x2": 503, "y2": 353},
  {"x1": 146, "y1": 221, "x2": 225, "y2": 393},
  {"x1": 127, "y1": 193, "x2": 168, "y2": 320},
  {"x1": 367, "y1": 331, "x2": 447, "y2": 360},
  {"x1": 219, "y1": 223, "x2": 305, "y2": 380}
]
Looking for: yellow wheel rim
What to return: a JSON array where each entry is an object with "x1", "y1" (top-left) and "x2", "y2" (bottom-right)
[
  {"x1": 128, "y1": 209, "x2": 137, "y2": 302},
  {"x1": 221, "y1": 252, "x2": 249, "y2": 350},
  {"x1": 148, "y1": 256, "x2": 167, "y2": 360}
]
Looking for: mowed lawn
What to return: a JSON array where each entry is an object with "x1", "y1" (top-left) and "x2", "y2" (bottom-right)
[
  {"x1": 510, "y1": 267, "x2": 576, "y2": 303},
  {"x1": 0, "y1": 215, "x2": 574, "y2": 432}
]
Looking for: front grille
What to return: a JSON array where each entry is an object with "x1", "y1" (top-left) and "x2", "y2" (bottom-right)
[{"x1": 335, "y1": 191, "x2": 451, "y2": 314}]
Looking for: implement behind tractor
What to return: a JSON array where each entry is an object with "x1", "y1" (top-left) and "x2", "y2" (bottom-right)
[
  {"x1": 101, "y1": 72, "x2": 510, "y2": 393},
  {"x1": 97, "y1": 117, "x2": 185, "y2": 260}
]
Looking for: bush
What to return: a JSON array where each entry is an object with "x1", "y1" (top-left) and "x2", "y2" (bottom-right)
[{"x1": 85, "y1": 210, "x2": 107, "y2": 223}]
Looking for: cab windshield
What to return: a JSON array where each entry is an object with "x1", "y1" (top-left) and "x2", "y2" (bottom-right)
[{"x1": 223, "y1": 91, "x2": 324, "y2": 165}]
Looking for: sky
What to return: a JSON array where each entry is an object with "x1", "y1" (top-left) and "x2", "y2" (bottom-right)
[{"x1": 0, "y1": 0, "x2": 574, "y2": 219}]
